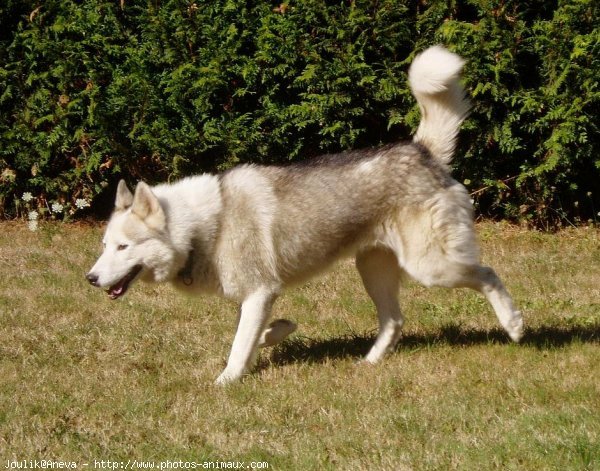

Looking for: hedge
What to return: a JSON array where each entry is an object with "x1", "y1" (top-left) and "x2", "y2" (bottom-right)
[{"x1": 0, "y1": 0, "x2": 598, "y2": 226}]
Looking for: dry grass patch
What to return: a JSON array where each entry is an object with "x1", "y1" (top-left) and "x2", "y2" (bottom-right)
[{"x1": 0, "y1": 221, "x2": 598, "y2": 469}]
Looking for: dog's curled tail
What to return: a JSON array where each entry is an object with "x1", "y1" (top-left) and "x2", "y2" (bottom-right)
[{"x1": 409, "y1": 45, "x2": 470, "y2": 166}]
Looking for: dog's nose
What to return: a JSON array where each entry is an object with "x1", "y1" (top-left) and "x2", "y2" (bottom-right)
[{"x1": 86, "y1": 272, "x2": 99, "y2": 286}]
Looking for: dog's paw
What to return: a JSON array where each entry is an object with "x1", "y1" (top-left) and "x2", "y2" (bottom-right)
[
  {"x1": 258, "y1": 319, "x2": 297, "y2": 348},
  {"x1": 214, "y1": 370, "x2": 241, "y2": 386},
  {"x1": 507, "y1": 311, "x2": 524, "y2": 343}
]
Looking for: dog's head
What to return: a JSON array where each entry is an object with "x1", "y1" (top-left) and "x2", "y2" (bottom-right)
[{"x1": 86, "y1": 180, "x2": 177, "y2": 299}]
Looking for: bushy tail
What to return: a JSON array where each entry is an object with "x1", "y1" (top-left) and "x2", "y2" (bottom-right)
[{"x1": 409, "y1": 46, "x2": 470, "y2": 166}]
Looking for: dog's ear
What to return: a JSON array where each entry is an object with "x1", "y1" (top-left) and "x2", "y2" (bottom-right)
[
  {"x1": 115, "y1": 179, "x2": 133, "y2": 210},
  {"x1": 131, "y1": 181, "x2": 166, "y2": 230}
]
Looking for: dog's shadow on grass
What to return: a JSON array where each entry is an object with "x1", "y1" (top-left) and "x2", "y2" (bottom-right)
[{"x1": 268, "y1": 324, "x2": 600, "y2": 366}]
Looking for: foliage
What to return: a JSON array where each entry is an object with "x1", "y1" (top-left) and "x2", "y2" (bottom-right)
[
  {"x1": 440, "y1": 0, "x2": 599, "y2": 227},
  {"x1": 0, "y1": 0, "x2": 598, "y2": 226}
]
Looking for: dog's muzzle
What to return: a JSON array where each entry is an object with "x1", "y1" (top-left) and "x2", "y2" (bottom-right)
[
  {"x1": 86, "y1": 272, "x2": 100, "y2": 287},
  {"x1": 86, "y1": 265, "x2": 143, "y2": 299}
]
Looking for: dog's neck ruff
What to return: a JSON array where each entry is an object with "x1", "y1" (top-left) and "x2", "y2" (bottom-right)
[{"x1": 178, "y1": 245, "x2": 195, "y2": 286}]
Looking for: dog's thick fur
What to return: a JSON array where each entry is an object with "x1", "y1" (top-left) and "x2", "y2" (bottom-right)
[{"x1": 87, "y1": 46, "x2": 523, "y2": 384}]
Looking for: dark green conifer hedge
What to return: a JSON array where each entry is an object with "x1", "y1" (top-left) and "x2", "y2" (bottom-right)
[{"x1": 0, "y1": 1, "x2": 598, "y2": 226}]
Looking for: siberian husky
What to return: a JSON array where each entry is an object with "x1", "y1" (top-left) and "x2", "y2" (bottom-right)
[{"x1": 87, "y1": 46, "x2": 523, "y2": 384}]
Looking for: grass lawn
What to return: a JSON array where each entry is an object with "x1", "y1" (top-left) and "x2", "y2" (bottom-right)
[{"x1": 0, "y1": 221, "x2": 598, "y2": 469}]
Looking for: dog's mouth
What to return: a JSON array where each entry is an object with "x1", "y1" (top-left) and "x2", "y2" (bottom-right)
[{"x1": 107, "y1": 265, "x2": 143, "y2": 300}]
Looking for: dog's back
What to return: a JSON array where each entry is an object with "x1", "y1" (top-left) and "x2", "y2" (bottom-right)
[{"x1": 213, "y1": 47, "x2": 473, "y2": 288}]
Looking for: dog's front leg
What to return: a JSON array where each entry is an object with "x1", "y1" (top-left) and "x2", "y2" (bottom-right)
[{"x1": 215, "y1": 289, "x2": 277, "y2": 385}]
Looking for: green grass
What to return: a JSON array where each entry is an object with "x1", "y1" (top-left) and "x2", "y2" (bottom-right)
[{"x1": 0, "y1": 221, "x2": 598, "y2": 469}]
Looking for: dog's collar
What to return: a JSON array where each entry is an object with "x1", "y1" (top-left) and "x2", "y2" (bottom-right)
[{"x1": 178, "y1": 246, "x2": 195, "y2": 286}]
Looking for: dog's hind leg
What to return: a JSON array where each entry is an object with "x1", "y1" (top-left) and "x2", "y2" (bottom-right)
[
  {"x1": 455, "y1": 264, "x2": 524, "y2": 342},
  {"x1": 215, "y1": 288, "x2": 277, "y2": 385},
  {"x1": 356, "y1": 248, "x2": 404, "y2": 363},
  {"x1": 408, "y1": 260, "x2": 523, "y2": 343}
]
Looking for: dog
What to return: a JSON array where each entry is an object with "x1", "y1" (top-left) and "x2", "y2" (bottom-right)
[{"x1": 86, "y1": 46, "x2": 524, "y2": 384}]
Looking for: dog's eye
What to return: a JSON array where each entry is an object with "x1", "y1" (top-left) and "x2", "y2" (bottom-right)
[{"x1": 117, "y1": 244, "x2": 129, "y2": 251}]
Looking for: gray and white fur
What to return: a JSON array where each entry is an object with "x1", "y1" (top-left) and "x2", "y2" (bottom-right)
[{"x1": 87, "y1": 46, "x2": 523, "y2": 384}]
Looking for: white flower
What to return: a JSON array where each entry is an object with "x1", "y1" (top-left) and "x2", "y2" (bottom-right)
[
  {"x1": 51, "y1": 202, "x2": 64, "y2": 213},
  {"x1": 28, "y1": 219, "x2": 38, "y2": 232},
  {"x1": 28, "y1": 210, "x2": 39, "y2": 221},
  {"x1": 22, "y1": 192, "x2": 33, "y2": 202},
  {"x1": 75, "y1": 198, "x2": 90, "y2": 210}
]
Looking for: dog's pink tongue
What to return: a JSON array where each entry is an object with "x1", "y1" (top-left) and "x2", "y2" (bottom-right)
[{"x1": 107, "y1": 284, "x2": 124, "y2": 299}]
